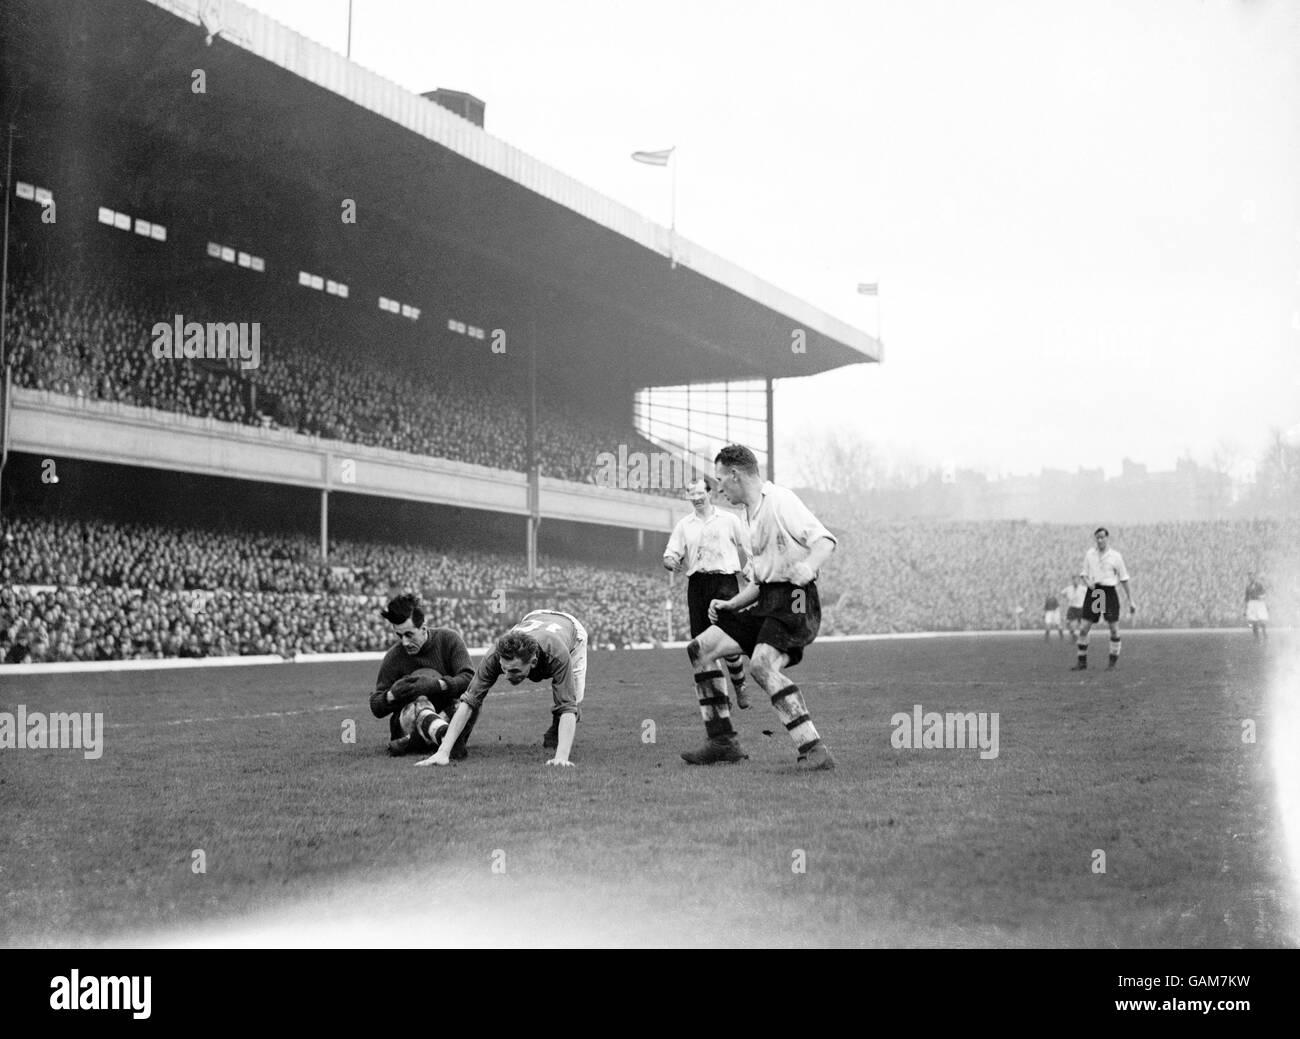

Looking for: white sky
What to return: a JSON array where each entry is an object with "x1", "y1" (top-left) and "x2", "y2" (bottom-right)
[{"x1": 241, "y1": 0, "x2": 1299, "y2": 479}]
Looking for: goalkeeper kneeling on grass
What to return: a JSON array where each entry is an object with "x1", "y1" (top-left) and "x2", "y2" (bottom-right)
[{"x1": 371, "y1": 594, "x2": 477, "y2": 759}]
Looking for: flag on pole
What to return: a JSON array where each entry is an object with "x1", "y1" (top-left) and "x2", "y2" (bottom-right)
[
  {"x1": 632, "y1": 148, "x2": 674, "y2": 166},
  {"x1": 857, "y1": 282, "x2": 879, "y2": 296}
]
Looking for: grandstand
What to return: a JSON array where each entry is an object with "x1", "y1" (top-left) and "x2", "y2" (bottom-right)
[
  {"x1": 1, "y1": 0, "x2": 1293, "y2": 669},
  {"x1": 0, "y1": 0, "x2": 880, "y2": 652}
]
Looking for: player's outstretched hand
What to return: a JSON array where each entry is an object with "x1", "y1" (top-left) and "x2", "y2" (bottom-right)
[
  {"x1": 414, "y1": 750, "x2": 452, "y2": 767},
  {"x1": 546, "y1": 757, "x2": 575, "y2": 768}
]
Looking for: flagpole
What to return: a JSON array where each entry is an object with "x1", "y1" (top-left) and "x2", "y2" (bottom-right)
[
  {"x1": 670, "y1": 148, "x2": 677, "y2": 270},
  {"x1": 858, "y1": 281, "x2": 881, "y2": 344},
  {"x1": 632, "y1": 147, "x2": 677, "y2": 270}
]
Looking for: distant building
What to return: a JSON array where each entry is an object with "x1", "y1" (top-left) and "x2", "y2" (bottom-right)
[{"x1": 820, "y1": 457, "x2": 1240, "y2": 523}]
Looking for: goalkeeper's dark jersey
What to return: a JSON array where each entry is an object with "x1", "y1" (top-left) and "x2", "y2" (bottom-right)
[{"x1": 370, "y1": 628, "x2": 475, "y2": 718}]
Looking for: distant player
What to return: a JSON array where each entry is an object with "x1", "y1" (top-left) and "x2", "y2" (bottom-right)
[
  {"x1": 1245, "y1": 572, "x2": 1268, "y2": 641},
  {"x1": 1042, "y1": 589, "x2": 1063, "y2": 641},
  {"x1": 417, "y1": 608, "x2": 588, "y2": 768},
  {"x1": 371, "y1": 593, "x2": 476, "y2": 757},
  {"x1": 681, "y1": 444, "x2": 837, "y2": 771},
  {"x1": 1062, "y1": 574, "x2": 1086, "y2": 640},
  {"x1": 1073, "y1": 528, "x2": 1137, "y2": 671},
  {"x1": 663, "y1": 476, "x2": 752, "y2": 707}
]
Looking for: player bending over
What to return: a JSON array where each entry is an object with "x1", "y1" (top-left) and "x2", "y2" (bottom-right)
[
  {"x1": 371, "y1": 593, "x2": 476, "y2": 758},
  {"x1": 681, "y1": 444, "x2": 837, "y2": 771},
  {"x1": 416, "y1": 608, "x2": 588, "y2": 768}
]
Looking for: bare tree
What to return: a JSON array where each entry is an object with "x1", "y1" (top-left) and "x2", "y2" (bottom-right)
[
  {"x1": 1246, "y1": 427, "x2": 1300, "y2": 514},
  {"x1": 789, "y1": 426, "x2": 882, "y2": 506}
]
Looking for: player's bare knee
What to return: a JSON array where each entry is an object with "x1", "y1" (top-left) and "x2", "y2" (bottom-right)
[{"x1": 748, "y1": 659, "x2": 777, "y2": 689}]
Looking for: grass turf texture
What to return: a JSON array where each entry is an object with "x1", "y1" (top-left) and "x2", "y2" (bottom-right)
[{"x1": 0, "y1": 633, "x2": 1292, "y2": 947}]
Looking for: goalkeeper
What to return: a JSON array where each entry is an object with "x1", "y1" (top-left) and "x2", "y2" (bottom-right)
[{"x1": 371, "y1": 593, "x2": 477, "y2": 758}]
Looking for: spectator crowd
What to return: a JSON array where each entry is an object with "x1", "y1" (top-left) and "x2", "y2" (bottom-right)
[
  {"x1": 4, "y1": 273, "x2": 681, "y2": 493},
  {"x1": 814, "y1": 515, "x2": 1298, "y2": 635},
  {"x1": 0, "y1": 511, "x2": 688, "y2": 661},
  {"x1": 2, "y1": 509, "x2": 1294, "y2": 664}
]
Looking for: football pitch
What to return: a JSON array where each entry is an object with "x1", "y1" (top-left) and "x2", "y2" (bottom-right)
[{"x1": 1, "y1": 633, "x2": 1295, "y2": 948}]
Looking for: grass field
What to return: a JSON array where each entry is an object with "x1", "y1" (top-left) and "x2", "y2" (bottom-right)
[{"x1": 1, "y1": 632, "x2": 1295, "y2": 948}]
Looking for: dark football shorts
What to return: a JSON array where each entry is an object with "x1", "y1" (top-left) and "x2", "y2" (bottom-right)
[
  {"x1": 1082, "y1": 585, "x2": 1121, "y2": 623},
  {"x1": 687, "y1": 571, "x2": 740, "y2": 636},
  {"x1": 714, "y1": 581, "x2": 821, "y2": 668},
  {"x1": 1065, "y1": 606, "x2": 1083, "y2": 622}
]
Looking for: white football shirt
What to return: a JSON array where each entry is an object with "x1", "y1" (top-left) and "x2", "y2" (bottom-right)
[
  {"x1": 1083, "y1": 547, "x2": 1129, "y2": 587},
  {"x1": 663, "y1": 507, "x2": 750, "y2": 576},
  {"x1": 744, "y1": 482, "x2": 836, "y2": 584}
]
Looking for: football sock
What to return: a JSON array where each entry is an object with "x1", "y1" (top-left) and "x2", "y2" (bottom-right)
[
  {"x1": 1076, "y1": 636, "x2": 1089, "y2": 666},
  {"x1": 693, "y1": 668, "x2": 735, "y2": 739},
  {"x1": 414, "y1": 709, "x2": 447, "y2": 748},
  {"x1": 769, "y1": 683, "x2": 820, "y2": 754},
  {"x1": 723, "y1": 655, "x2": 746, "y2": 688},
  {"x1": 1109, "y1": 637, "x2": 1121, "y2": 664}
]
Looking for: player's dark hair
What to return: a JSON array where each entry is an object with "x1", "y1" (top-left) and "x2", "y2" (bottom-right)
[
  {"x1": 715, "y1": 444, "x2": 759, "y2": 475},
  {"x1": 1093, "y1": 527, "x2": 1109, "y2": 537},
  {"x1": 497, "y1": 631, "x2": 539, "y2": 664},
  {"x1": 380, "y1": 593, "x2": 424, "y2": 627}
]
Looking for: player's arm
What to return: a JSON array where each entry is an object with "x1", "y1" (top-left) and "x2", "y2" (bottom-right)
[
  {"x1": 546, "y1": 655, "x2": 579, "y2": 767},
  {"x1": 1114, "y1": 554, "x2": 1135, "y2": 612},
  {"x1": 370, "y1": 658, "x2": 401, "y2": 717},
  {"x1": 663, "y1": 523, "x2": 685, "y2": 572},
  {"x1": 436, "y1": 632, "x2": 477, "y2": 697},
  {"x1": 416, "y1": 654, "x2": 499, "y2": 766},
  {"x1": 711, "y1": 579, "x2": 760, "y2": 623},
  {"x1": 778, "y1": 491, "x2": 836, "y2": 585},
  {"x1": 417, "y1": 700, "x2": 474, "y2": 767},
  {"x1": 800, "y1": 535, "x2": 836, "y2": 580},
  {"x1": 730, "y1": 513, "x2": 752, "y2": 591}
]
